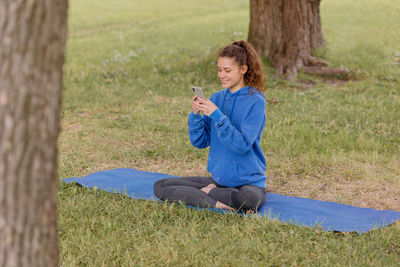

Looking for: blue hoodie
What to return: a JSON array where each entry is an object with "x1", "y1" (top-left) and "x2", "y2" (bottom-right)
[{"x1": 188, "y1": 86, "x2": 267, "y2": 188}]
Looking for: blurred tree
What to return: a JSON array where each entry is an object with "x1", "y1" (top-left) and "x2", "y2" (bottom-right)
[
  {"x1": 248, "y1": 0, "x2": 348, "y2": 80},
  {"x1": 0, "y1": 1, "x2": 68, "y2": 266}
]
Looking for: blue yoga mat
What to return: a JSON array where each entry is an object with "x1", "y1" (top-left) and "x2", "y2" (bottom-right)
[{"x1": 62, "y1": 168, "x2": 400, "y2": 233}]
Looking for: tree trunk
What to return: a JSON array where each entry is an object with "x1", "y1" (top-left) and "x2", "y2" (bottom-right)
[
  {"x1": 249, "y1": 0, "x2": 332, "y2": 80},
  {"x1": 0, "y1": 1, "x2": 68, "y2": 266}
]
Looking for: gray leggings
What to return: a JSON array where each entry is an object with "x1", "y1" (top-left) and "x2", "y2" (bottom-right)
[{"x1": 153, "y1": 176, "x2": 266, "y2": 211}]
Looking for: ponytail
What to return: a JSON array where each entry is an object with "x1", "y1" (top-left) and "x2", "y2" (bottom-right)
[{"x1": 217, "y1": 40, "x2": 266, "y2": 93}]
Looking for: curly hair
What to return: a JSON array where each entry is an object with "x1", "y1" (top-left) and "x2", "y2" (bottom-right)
[{"x1": 217, "y1": 40, "x2": 266, "y2": 93}]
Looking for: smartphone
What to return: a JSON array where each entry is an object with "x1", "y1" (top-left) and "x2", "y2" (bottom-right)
[{"x1": 192, "y1": 86, "x2": 204, "y2": 99}]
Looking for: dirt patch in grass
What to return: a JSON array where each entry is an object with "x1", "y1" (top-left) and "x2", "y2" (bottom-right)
[
  {"x1": 293, "y1": 76, "x2": 357, "y2": 91},
  {"x1": 295, "y1": 79, "x2": 318, "y2": 91},
  {"x1": 267, "y1": 171, "x2": 400, "y2": 211},
  {"x1": 264, "y1": 153, "x2": 400, "y2": 211},
  {"x1": 75, "y1": 156, "x2": 209, "y2": 179},
  {"x1": 128, "y1": 157, "x2": 209, "y2": 177}
]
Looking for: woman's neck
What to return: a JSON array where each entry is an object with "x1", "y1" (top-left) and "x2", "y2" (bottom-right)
[{"x1": 229, "y1": 81, "x2": 246, "y2": 93}]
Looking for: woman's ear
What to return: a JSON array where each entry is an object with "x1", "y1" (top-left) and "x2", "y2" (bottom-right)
[{"x1": 241, "y1": 65, "x2": 248, "y2": 75}]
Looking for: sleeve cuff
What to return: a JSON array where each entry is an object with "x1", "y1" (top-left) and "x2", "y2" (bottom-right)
[
  {"x1": 209, "y1": 108, "x2": 225, "y2": 123},
  {"x1": 190, "y1": 111, "x2": 201, "y2": 117},
  {"x1": 188, "y1": 111, "x2": 202, "y2": 121}
]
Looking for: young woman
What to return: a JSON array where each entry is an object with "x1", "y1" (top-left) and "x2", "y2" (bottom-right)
[{"x1": 154, "y1": 40, "x2": 267, "y2": 211}]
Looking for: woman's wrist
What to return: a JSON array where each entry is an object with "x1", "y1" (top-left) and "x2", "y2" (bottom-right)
[
  {"x1": 191, "y1": 110, "x2": 201, "y2": 117},
  {"x1": 209, "y1": 108, "x2": 224, "y2": 122}
]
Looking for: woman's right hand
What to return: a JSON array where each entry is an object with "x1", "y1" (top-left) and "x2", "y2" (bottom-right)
[{"x1": 191, "y1": 96, "x2": 201, "y2": 114}]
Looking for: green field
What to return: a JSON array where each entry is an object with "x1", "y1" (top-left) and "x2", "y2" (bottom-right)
[{"x1": 59, "y1": 0, "x2": 400, "y2": 265}]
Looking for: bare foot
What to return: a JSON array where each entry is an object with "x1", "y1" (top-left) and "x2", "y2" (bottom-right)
[
  {"x1": 200, "y1": 183, "x2": 216, "y2": 194},
  {"x1": 215, "y1": 201, "x2": 234, "y2": 210}
]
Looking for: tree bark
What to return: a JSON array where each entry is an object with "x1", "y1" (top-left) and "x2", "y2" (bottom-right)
[
  {"x1": 248, "y1": 0, "x2": 338, "y2": 80},
  {"x1": 0, "y1": 1, "x2": 68, "y2": 266}
]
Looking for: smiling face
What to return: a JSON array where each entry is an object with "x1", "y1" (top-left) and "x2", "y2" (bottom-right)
[{"x1": 217, "y1": 57, "x2": 248, "y2": 93}]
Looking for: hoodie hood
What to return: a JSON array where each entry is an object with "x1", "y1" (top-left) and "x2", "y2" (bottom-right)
[{"x1": 222, "y1": 86, "x2": 261, "y2": 119}]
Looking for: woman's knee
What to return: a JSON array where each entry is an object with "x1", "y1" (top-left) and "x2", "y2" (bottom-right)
[
  {"x1": 153, "y1": 179, "x2": 167, "y2": 199},
  {"x1": 232, "y1": 186, "x2": 266, "y2": 210}
]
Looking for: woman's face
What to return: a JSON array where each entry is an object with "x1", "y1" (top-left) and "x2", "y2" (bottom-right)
[{"x1": 217, "y1": 57, "x2": 247, "y2": 90}]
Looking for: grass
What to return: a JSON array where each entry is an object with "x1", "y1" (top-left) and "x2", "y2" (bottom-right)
[{"x1": 59, "y1": 0, "x2": 400, "y2": 265}]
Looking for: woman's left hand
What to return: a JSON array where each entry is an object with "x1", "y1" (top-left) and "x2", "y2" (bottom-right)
[{"x1": 196, "y1": 98, "x2": 218, "y2": 117}]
